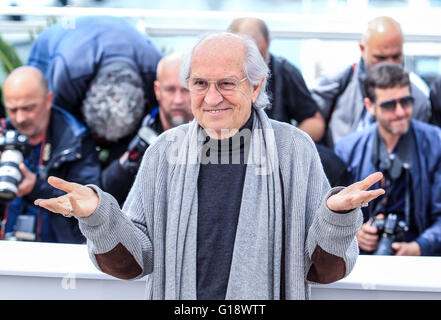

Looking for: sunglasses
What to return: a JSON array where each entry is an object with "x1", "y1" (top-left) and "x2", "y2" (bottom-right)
[{"x1": 378, "y1": 95, "x2": 414, "y2": 112}]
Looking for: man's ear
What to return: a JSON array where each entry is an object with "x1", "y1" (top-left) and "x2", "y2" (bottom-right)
[
  {"x1": 46, "y1": 92, "x2": 53, "y2": 110},
  {"x1": 364, "y1": 97, "x2": 376, "y2": 116},
  {"x1": 251, "y1": 78, "x2": 264, "y2": 104},
  {"x1": 359, "y1": 40, "x2": 366, "y2": 56},
  {"x1": 153, "y1": 80, "x2": 161, "y2": 101}
]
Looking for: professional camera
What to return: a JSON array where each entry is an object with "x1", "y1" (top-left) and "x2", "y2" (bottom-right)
[
  {"x1": 122, "y1": 118, "x2": 158, "y2": 173},
  {"x1": 0, "y1": 130, "x2": 31, "y2": 202},
  {"x1": 370, "y1": 213, "x2": 408, "y2": 255}
]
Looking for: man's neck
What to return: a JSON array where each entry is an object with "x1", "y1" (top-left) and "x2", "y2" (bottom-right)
[
  {"x1": 29, "y1": 132, "x2": 46, "y2": 146},
  {"x1": 378, "y1": 127, "x2": 401, "y2": 153}
]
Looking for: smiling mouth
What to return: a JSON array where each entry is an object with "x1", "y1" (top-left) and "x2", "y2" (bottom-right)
[{"x1": 205, "y1": 108, "x2": 231, "y2": 114}]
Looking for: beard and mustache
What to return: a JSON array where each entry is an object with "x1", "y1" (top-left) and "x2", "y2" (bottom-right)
[{"x1": 165, "y1": 106, "x2": 192, "y2": 128}]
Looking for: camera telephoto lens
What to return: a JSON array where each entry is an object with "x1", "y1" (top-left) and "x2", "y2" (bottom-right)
[
  {"x1": 0, "y1": 131, "x2": 30, "y2": 202},
  {"x1": 0, "y1": 149, "x2": 24, "y2": 201}
]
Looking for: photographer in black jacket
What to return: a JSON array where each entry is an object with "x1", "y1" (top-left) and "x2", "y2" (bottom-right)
[{"x1": 228, "y1": 17, "x2": 325, "y2": 142}]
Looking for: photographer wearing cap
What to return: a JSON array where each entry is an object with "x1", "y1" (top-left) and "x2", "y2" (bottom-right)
[
  {"x1": 0, "y1": 66, "x2": 101, "y2": 243},
  {"x1": 102, "y1": 52, "x2": 193, "y2": 204},
  {"x1": 335, "y1": 62, "x2": 441, "y2": 256}
]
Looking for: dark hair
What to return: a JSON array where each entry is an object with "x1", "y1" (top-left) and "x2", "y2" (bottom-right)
[{"x1": 364, "y1": 62, "x2": 410, "y2": 103}]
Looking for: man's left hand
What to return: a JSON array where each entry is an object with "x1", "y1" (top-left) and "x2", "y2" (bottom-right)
[
  {"x1": 392, "y1": 241, "x2": 422, "y2": 256},
  {"x1": 17, "y1": 163, "x2": 37, "y2": 197},
  {"x1": 326, "y1": 171, "x2": 385, "y2": 213}
]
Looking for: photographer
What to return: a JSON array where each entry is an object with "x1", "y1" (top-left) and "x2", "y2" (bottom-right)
[
  {"x1": 228, "y1": 17, "x2": 351, "y2": 188},
  {"x1": 27, "y1": 15, "x2": 162, "y2": 129},
  {"x1": 0, "y1": 66, "x2": 101, "y2": 243},
  {"x1": 102, "y1": 52, "x2": 193, "y2": 205},
  {"x1": 335, "y1": 62, "x2": 441, "y2": 256}
]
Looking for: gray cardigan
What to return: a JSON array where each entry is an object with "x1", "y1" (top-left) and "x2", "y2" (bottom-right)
[{"x1": 78, "y1": 114, "x2": 362, "y2": 300}]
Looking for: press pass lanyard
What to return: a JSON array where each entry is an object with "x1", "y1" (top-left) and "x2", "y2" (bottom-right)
[
  {"x1": 0, "y1": 119, "x2": 6, "y2": 239},
  {"x1": 403, "y1": 165, "x2": 411, "y2": 229},
  {"x1": 35, "y1": 131, "x2": 47, "y2": 242}
]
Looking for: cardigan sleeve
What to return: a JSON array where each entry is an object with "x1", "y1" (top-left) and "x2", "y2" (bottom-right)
[
  {"x1": 301, "y1": 133, "x2": 363, "y2": 284},
  {"x1": 77, "y1": 140, "x2": 164, "y2": 280}
]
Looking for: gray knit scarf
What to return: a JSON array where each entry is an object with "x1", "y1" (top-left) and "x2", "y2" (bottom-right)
[{"x1": 164, "y1": 107, "x2": 283, "y2": 299}]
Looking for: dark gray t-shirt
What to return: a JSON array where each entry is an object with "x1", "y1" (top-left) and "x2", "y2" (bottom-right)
[{"x1": 196, "y1": 114, "x2": 253, "y2": 300}]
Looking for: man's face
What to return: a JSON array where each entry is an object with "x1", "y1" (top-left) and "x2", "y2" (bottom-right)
[
  {"x1": 368, "y1": 86, "x2": 413, "y2": 137},
  {"x1": 189, "y1": 36, "x2": 262, "y2": 139},
  {"x1": 154, "y1": 60, "x2": 193, "y2": 130},
  {"x1": 3, "y1": 80, "x2": 52, "y2": 144},
  {"x1": 360, "y1": 32, "x2": 403, "y2": 68}
]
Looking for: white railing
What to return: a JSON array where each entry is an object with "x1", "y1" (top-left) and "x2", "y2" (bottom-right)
[{"x1": 1, "y1": 240, "x2": 441, "y2": 300}]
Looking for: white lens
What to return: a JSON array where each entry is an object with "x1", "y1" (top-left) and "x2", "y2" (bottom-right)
[
  {"x1": 0, "y1": 181, "x2": 18, "y2": 194},
  {"x1": 0, "y1": 165, "x2": 22, "y2": 181},
  {"x1": 1, "y1": 150, "x2": 23, "y2": 164}
]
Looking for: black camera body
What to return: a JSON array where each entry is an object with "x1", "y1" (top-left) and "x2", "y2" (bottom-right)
[
  {"x1": 122, "y1": 120, "x2": 158, "y2": 173},
  {"x1": 370, "y1": 213, "x2": 408, "y2": 255},
  {"x1": 0, "y1": 130, "x2": 31, "y2": 202}
]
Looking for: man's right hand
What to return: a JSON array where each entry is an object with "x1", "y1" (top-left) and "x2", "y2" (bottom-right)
[
  {"x1": 34, "y1": 176, "x2": 99, "y2": 218},
  {"x1": 357, "y1": 213, "x2": 385, "y2": 252}
]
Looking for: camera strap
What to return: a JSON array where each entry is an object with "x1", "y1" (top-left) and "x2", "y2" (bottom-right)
[
  {"x1": 35, "y1": 131, "x2": 47, "y2": 242},
  {"x1": 404, "y1": 166, "x2": 411, "y2": 228},
  {"x1": 143, "y1": 107, "x2": 159, "y2": 127},
  {"x1": 371, "y1": 128, "x2": 414, "y2": 226}
]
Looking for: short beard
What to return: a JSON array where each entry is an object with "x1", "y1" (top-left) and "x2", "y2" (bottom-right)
[
  {"x1": 381, "y1": 118, "x2": 410, "y2": 136},
  {"x1": 165, "y1": 106, "x2": 191, "y2": 128}
]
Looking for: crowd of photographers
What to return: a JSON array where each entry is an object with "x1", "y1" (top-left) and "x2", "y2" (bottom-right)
[{"x1": 0, "y1": 14, "x2": 441, "y2": 256}]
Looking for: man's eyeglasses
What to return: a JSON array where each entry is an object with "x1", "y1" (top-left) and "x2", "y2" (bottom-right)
[
  {"x1": 378, "y1": 95, "x2": 414, "y2": 112},
  {"x1": 186, "y1": 77, "x2": 248, "y2": 96}
]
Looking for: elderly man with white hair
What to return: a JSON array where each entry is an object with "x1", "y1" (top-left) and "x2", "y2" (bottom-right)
[{"x1": 35, "y1": 32, "x2": 385, "y2": 300}]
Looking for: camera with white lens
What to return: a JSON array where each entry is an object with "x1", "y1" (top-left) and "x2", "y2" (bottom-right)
[{"x1": 0, "y1": 130, "x2": 30, "y2": 202}]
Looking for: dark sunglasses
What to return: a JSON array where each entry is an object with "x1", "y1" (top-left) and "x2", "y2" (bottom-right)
[{"x1": 378, "y1": 95, "x2": 414, "y2": 111}]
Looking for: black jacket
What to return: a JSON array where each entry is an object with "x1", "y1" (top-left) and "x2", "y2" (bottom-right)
[
  {"x1": 430, "y1": 75, "x2": 441, "y2": 127},
  {"x1": 266, "y1": 54, "x2": 350, "y2": 187},
  {"x1": 101, "y1": 108, "x2": 163, "y2": 206},
  {"x1": 266, "y1": 54, "x2": 318, "y2": 124}
]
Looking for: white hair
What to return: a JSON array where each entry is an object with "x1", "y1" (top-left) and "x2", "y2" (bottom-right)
[
  {"x1": 81, "y1": 62, "x2": 145, "y2": 141},
  {"x1": 180, "y1": 32, "x2": 270, "y2": 109}
]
